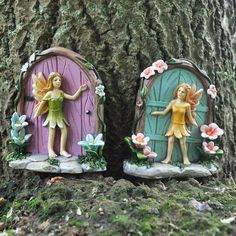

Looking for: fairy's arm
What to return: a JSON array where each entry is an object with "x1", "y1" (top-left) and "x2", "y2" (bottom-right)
[
  {"x1": 151, "y1": 100, "x2": 174, "y2": 116},
  {"x1": 186, "y1": 104, "x2": 198, "y2": 126},
  {"x1": 64, "y1": 84, "x2": 88, "y2": 101}
]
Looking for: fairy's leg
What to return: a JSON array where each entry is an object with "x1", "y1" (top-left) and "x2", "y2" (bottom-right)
[
  {"x1": 48, "y1": 127, "x2": 57, "y2": 158},
  {"x1": 60, "y1": 125, "x2": 71, "y2": 158},
  {"x1": 161, "y1": 136, "x2": 175, "y2": 164},
  {"x1": 179, "y1": 136, "x2": 190, "y2": 165}
]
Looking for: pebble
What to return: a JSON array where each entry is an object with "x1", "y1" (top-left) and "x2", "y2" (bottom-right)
[
  {"x1": 94, "y1": 223, "x2": 101, "y2": 228},
  {"x1": 189, "y1": 199, "x2": 212, "y2": 212}
]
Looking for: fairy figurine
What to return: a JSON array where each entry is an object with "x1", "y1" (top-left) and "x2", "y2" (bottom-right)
[
  {"x1": 32, "y1": 72, "x2": 87, "y2": 158},
  {"x1": 151, "y1": 83, "x2": 203, "y2": 164}
]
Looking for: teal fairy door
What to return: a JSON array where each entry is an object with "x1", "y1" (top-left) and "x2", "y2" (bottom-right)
[{"x1": 135, "y1": 60, "x2": 213, "y2": 163}]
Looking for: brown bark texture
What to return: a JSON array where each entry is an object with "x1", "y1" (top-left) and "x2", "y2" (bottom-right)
[{"x1": 0, "y1": 0, "x2": 235, "y2": 179}]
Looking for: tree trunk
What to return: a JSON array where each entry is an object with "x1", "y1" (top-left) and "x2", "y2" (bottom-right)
[{"x1": 0, "y1": 0, "x2": 235, "y2": 179}]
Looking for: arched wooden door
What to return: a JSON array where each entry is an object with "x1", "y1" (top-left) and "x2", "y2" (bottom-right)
[
  {"x1": 16, "y1": 47, "x2": 104, "y2": 156},
  {"x1": 135, "y1": 61, "x2": 212, "y2": 163}
]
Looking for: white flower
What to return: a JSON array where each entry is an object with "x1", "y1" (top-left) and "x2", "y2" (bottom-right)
[
  {"x1": 21, "y1": 62, "x2": 29, "y2": 72},
  {"x1": 95, "y1": 85, "x2": 105, "y2": 97},
  {"x1": 140, "y1": 66, "x2": 155, "y2": 79},
  {"x1": 152, "y1": 60, "x2": 168, "y2": 73},
  {"x1": 207, "y1": 84, "x2": 217, "y2": 99},
  {"x1": 131, "y1": 133, "x2": 150, "y2": 148},
  {"x1": 200, "y1": 123, "x2": 224, "y2": 140},
  {"x1": 29, "y1": 53, "x2": 36, "y2": 64},
  {"x1": 202, "y1": 141, "x2": 219, "y2": 154}
]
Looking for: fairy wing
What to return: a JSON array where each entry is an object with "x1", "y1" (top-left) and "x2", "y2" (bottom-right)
[
  {"x1": 188, "y1": 84, "x2": 203, "y2": 105},
  {"x1": 32, "y1": 72, "x2": 47, "y2": 101},
  {"x1": 32, "y1": 72, "x2": 48, "y2": 116},
  {"x1": 187, "y1": 84, "x2": 203, "y2": 121}
]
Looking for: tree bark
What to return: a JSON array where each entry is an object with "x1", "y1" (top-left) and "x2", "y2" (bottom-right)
[{"x1": 0, "y1": 0, "x2": 235, "y2": 179}]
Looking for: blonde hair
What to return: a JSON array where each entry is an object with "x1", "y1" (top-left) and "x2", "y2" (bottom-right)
[
  {"x1": 174, "y1": 83, "x2": 191, "y2": 102},
  {"x1": 43, "y1": 72, "x2": 63, "y2": 92}
]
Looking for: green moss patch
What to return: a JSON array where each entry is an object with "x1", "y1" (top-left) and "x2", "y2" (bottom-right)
[{"x1": 0, "y1": 177, "x2": 236, "y2": 235}]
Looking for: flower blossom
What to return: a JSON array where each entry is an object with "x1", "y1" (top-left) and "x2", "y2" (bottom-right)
[
  {"x1": 202, "y1": 141, "x2": 219, "y2": 154},
  {"x1": 11, "y1": 129, "x2": 32, "y2": 146},
  {"x1": 143, "y1": 146, "x2": 157, "y2": 160},
  {"x1": 207, "y1": 84, "x2": 217, "y2": 99},
  {"x1": 140, "y1": 66, "x2": 155, "y2": 79},
  {"x1": 78, "y1": 133, "x2": 104, "y2": 151},
  {"x1": 131, "y1": 133, "x2": 150, "y2": 148},
  {"x1": 200, "y1": 123, "x2": 224, "y2": 140},
  {"x1": 11, "y1": 112, "x2": 29, "y2": 131},
  {"x1": 152, "y1": 60, "x2": 168, "y2": 73},
  {"x1": 21, "y1": 62, "x2": 29, "y2": 72},
  {"x1": 95, "y1": 85, "x2": 105, "y2": 97}
]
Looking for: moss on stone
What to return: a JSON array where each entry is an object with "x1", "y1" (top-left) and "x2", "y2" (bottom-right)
[{"x1": 0, "y1": 176, "x2": 236, "y2": 235}]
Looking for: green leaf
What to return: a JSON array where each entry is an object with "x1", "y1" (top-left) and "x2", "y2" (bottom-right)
[
  {"x1": 140, "y1": 85, "x2": 148, "y2": 98},
  {"x1": 47, "y1": 158, "x2": 60, "y2": 166},
  {"x1": 124, "y1": 137, "x2": 137, "y2": 153},
  {"x1": 86, "y1": 149, "x2": 99, "y2": 159},
  {"x1": 6, "y1": 152, "x2": 25, "y2": 161},
  {"x1": 167, "y1": 58, "x2": 180, "y2": 64},
  {"x1": 137, "y1": 152, "x2": 147, "y2": 160},
  {"x1": 98, "y1": 145, "x2": 104, "y2": 159},
  {"x1": 85, "y1": 62, "x2": 94, "y2": 70},
  {"x1": 6, "y1": 152, "x2": 15, "y2": 161},
  {"x1": 216, "y1": 149, "x2": 224, "y2": 155},
  {"x1": 6, "y1": 207, "x2": 13, "y2": 219},
  {"x1": 98, "y1": 96, "x2": 106, "y2": 104}
]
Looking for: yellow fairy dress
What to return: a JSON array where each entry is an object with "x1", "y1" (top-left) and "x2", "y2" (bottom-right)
[
  {"x1": 165, "y1": 104, "x2": 190, "y2": 139},
  {"x1": 42, "y1": 94, "x2": 69, "y2": 129}
]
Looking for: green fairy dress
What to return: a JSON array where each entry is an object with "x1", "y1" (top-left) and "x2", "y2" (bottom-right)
[{"x1": 43, "y1": 94, "x2": 69, "y2": 128}]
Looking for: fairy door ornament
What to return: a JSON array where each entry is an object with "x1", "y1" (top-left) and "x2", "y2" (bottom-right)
[
  {"x1": 9, "y1": 47, "x2": 106, "y2": 173},
  {"x1": 124, "y1": 59, "x2": 224, "y2": 179}
]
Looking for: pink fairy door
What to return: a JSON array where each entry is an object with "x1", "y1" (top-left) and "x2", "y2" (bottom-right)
[{"x1": 16, "y1": 47, "x2": 104, "y2": 156}]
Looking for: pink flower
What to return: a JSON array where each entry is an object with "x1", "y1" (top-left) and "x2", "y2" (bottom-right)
[
  {"x1": 152, "y1": 60, "x2": 168, "y2": 73},
  {"x1": 132, "y1": 133, "x2": 150, "y2": 148},
  {"x1": 143, "y1": 146, "x2": 157, "y2": 160},
  {"x1": 202, "y1": 141, "x2": 219, "y2": 154},
  {"x1": 200, "y1": 123, "x2": 224, "y2": 140},
  {"x1": 140, "y1": 66, "x2": 155, "y2": 79},
  {"x1": 207, "y1": 84, "x2": 217, "y2": 99}
]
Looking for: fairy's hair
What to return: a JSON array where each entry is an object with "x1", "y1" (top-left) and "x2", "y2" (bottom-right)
[
  {"x1": 174, "y1": 83, "x2": 202, "y2": 125},
  {"x1": 43, "y1": 72, "x2": 63, "y2": 92},
  {"x1": 174, "y1": 83, "x2": 191, "y2": 102}
]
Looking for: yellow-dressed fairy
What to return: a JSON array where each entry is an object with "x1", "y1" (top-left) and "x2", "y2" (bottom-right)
[
  {"x1": 151, "y1": 83, "x2": 203, "y2": 164},
  {"x1": 32, "y1": 72, "x2": 87, "y2": 158}
]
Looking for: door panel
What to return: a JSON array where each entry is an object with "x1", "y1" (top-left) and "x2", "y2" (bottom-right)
[
  {"x1": 24, "y1": 56, "x2": 95, "y2": 155},
  {"x1": 144, "y1": 68, "x2": 208, "y2": 162}
]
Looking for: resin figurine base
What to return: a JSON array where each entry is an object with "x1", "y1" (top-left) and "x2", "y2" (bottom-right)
[
  {"x1": 9, "y1": 155, "x2": 106, "y2": 174},
  {"x1": 123, "y1": 161, "x2": 219, "y2": 179}
]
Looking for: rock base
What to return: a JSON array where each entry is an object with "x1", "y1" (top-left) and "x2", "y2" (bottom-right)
[
  {"x1": 123, "y1": 161, "x2": 219, "y2": 179},
  {"x1": 9, "y1": 155, "x2": 106, "y2": 174}
]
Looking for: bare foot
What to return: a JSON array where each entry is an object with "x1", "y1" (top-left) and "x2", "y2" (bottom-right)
[
  {"x1": 49, "y1": 150, "x2": 58, "y2": 158},
  {"x1": 60, "y1": 150, "x2": 72, "y2": 158},
  {"x1": 161, "y1": 158, "x2": 171, "y2": 164},
  {"x1": 183, "y1": 159, "x2": 191, "y2": 165}
]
